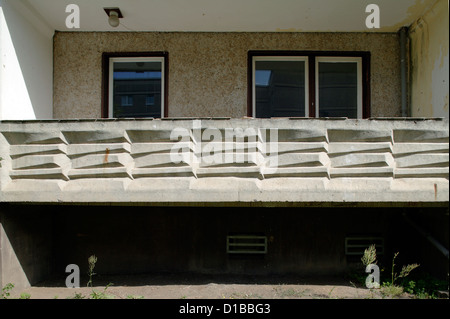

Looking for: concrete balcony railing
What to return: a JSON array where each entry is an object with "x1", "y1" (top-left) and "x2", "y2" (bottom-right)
[{"x1": 0, "y1": 118, "x2": 448, "y2": 205}]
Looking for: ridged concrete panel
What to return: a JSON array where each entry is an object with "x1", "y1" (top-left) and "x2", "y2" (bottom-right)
[{"x1": 0, "y1": 118, "x2": 448, "y2": 204}]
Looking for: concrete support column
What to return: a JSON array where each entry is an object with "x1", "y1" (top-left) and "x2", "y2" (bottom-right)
[{"x1": 0, "y1": 205, "x2": 30, "y2": 289}]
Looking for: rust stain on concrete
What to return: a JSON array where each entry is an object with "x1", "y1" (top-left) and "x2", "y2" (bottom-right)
[{"x1": 104, "y1": 148, "x2": 110, "y2": 164}]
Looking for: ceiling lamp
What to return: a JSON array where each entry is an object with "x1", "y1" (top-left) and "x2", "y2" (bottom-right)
[{"x1": 104, "y1": 8, "x2": 123, "y2": 28}]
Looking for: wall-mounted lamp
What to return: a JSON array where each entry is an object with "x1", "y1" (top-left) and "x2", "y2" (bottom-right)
[{"x1": 104, "y1": 8, "x2": 123, "y2": 28}]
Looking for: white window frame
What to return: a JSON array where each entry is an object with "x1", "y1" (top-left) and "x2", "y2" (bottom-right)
[
  {"x1": 108, "y1": 56, "x2": 165, "y2": 118},
  {"x1": 315, "y1": 56, "x2": 363, "y2": 119},
  {"x1": 252, "y1": 56, "x2": 309, "y2": 118}
]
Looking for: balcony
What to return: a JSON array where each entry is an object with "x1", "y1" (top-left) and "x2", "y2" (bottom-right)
[{"x1": 0, "y1": 117, "x2": 448, "y2": 206}]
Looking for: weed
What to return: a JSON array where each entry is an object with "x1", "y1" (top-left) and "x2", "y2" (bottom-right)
[
  {"x1": 1, "y1": 283, "x2": 14, "y2": 299},
  {"x1": 390, "y1": 252, "x2": 419, "y2": 287},
  {"x1": 90, "y1": 283, "x2": 115, "y2": 299},
  {"x1": 273, "y1": 286, "x2": 306, "y2": 298},
  {"x1": 19, "y1": 292, "x2": 31, "y2": 299},
  {"x1": 361, "y1": 247, "x2": 421, "y2": 298},
  {"x1": 66, "y1": 254, "x2": 115, "y2": 299},
  {"x1": 328, "y1": 286, "x2": 336, "y2": 298},
  {"x1": 399, "y1": 273, "x2": 449, "y2": 299},
  {"x1": 380, "y1": 283, "x2": 404, "y2": 298},
  {"x1": 87, "y1": 254, "x2": 97, "y2": 288},
  {"x1": 361, "y1": 244, "x2": 377, "y2": 266},
  {"x1": 68, "y1": 292, "x2": 86, "y2": 299}
]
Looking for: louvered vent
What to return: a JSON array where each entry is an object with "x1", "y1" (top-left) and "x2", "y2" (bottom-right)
[
  {"x1": 226, "y1": 235, "x2": 267, "y2": 254},
  {"x1": 345, "y1": 237, "x2": 384, "y2": 256}
]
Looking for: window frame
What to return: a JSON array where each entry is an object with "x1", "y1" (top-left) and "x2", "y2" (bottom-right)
[
  {"x1": 248, "y1": 51, "x2": 371, "y2": 119},
  {"x1": 315, "y1": 56, "x2": 363, "y2": 119},
  {"x1": 102, "y1": 52, "x2": 169, "y2": 118}
]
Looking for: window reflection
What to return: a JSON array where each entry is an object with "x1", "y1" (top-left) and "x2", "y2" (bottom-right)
[
  {"x1": 112, "y1": 61, "x2": 162, "y2": 118},
  {"x1": 318, "y1": 62, "x2": 357, "y2": 118},
  {"x1": 255, "y1": 60, "x2": 306, "y2": 118}
]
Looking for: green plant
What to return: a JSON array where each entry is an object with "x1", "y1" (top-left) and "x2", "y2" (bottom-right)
[
  {"x1": 273, "y1": 286, "x2": 307, "y2": 298},
  {"x1": 67, "y1": 292, "x2": 86, "y2": 299},
  {"x1": 328, "y1": 287, "x2": 336, "y2": 298},
  {"x1": 360, "y1": 246, "x2": 423, "y2": 298},
  {"x1": 403, "y1": 279, "x2": 416, "y2": 294},
  {"x1": 361, "y1": 244, "x2": 377, "y2": 266},
  {"x1": 87, "y1": 254, "x2": 97, "y2": 288},
  {"x1": 380, "y1": 282, "x2": 404, "y2": 298},
  {"x1": 84, "y1": 254, "x2": 115, "y2": 299},
  {"x1": 401, "y1": 272, "x2": 449, "y2": 299},
  {"x1": 90, "y1": 283, "x2": 114, "y2": 299},
  {"x1": 1, "y1": 283, "x2": 14, "y2": 299},
  {"x1": 390, "y1": 252, "x2": 420, "y2": 287},
  {"x1": 19, "y1": 292, "x2": 31, "y2": 299},
  {"x1": 377, "y1": 251, "x2": 420, "y2": 298}
]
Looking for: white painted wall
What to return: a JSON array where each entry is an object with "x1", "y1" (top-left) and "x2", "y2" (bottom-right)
[
  {"x1": 0, "y1": 0, "x2": 53, "y2": 120},
  {"x1": 409, "y1": 0, "x2": 449, "y2": 118}
]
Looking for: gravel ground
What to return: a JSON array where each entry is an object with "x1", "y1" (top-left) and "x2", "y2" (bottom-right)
[{"x1": 7, "y1": 273, "x2": 416, "y2": 299}]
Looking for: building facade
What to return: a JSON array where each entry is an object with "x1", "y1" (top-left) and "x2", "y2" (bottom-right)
[{"x1": 0, "y1": 0, "x2": 448, "y2": 289}]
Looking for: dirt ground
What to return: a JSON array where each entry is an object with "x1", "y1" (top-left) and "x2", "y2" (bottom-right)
[{"x1": 8, "y1": 273, "x2": 417, "y2": 299}]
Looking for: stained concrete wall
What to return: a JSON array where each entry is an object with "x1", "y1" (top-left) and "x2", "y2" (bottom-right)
[
  {"x1": 46, "y1": 206, "x2": 398, "y2": 277},
  {"x1": 396, "y1": 207, "x2": 449, "y2": 280},
  {"x1": 409, "y1": 0, "x2": 449, "y2": 118},
  {"x1": 1, "y1": 204, "x2": 447, "y2": 289},
  {"x1": 0, "y1": 204, "x2": 53, "y2": 289},
  {"x1": 53, "y1": 32, "x2": 402, "y2": 119}
]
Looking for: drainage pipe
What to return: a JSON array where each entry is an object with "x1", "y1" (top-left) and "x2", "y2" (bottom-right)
[
  {"x1": 402, "y1": 213, "x2": 449, "y2": 260},
  {"x1": 400, "y1": 26, "x2": 408, "y2": 117}
]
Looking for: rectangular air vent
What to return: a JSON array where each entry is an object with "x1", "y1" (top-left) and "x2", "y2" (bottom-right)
[
  {"x1": 345, "y1": 236, "x2": 384, "y2": 256},
  {"x1": 226, "y1": 235, "x2": 267, "y2": 254}
]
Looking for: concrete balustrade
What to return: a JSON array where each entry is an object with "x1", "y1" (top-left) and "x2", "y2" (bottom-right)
[{"x1": 0, "y1": 117, "x2": 448, "y2": 205}]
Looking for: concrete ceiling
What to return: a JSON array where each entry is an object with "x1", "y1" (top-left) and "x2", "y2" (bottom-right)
[{"x1": 21, "y1": 0, "x2": 439, "y2": 33}]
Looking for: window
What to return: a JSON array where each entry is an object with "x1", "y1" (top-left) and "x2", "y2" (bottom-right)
[
  {"x1": 121, "y1": 95, "x2": 134, "y2": 107},
  {"x1": 316, "y1": 57, "x2": 362, "y2": 118},
  {"x1": 102, "y1": 52, "x2": 168, "y2": 118},
  {"x1": 253, "y1": 57, "x2": 308, "y2": 118},
  {"x1": 249, "y1": 51, "x2": 370, "y2": 119},
  {"x1": 145, "y1": 95, "x2": 155, "y2": 106}
]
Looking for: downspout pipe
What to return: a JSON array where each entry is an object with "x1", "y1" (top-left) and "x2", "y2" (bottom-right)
[
  {"x1": 402, "y1": 213, "x2": 449, "y2": 260},
  {"x1": 400, "y1": 26, "x2": 408, "y2": 117}
]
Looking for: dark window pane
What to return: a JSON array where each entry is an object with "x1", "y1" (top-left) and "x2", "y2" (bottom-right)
[
  {"x1": 113, "y1": 61, "x2": 162, "y2": 118},
  {"x1": 318, "y1": 62, "x2": 357, "y2": 118},
  {"x1": 255, "y1": 60, "x2": 305, "y2": 118}
]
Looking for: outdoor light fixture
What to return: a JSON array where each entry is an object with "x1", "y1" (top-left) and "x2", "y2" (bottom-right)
[{"x1": 104, "y1": 8, "x2": 123, "y2": 28}]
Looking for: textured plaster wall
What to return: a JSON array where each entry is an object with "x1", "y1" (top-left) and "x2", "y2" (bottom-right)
[
  {"x1": 409, "y1": 0, "x2": 449, "y2": 118},
  {"x1": 53, "y1": 32, "x2": 401, "y2": 119}
]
